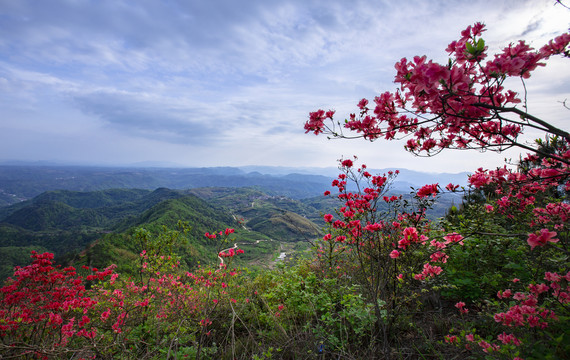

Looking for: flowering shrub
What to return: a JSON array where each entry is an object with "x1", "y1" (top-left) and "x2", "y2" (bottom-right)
[
  {"x1": 313, "y1": 157, "x2": 468, "y2": 355},
  {"x1": 0, "y1": 227, "x2": 257, "y2": 359},
  {"x1": 444, "y1": 270, "x2": 569, "y2": 359},
  {"x1": 0, "y1": 251, "x2": 113, "y2": 358},
  {"x1": 305, "y1": 21, "x2": 569, "y2": 359}
]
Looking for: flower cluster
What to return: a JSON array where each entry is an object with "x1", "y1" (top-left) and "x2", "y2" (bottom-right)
[
  {"x1": 494, "y1": 271, "x2": 569, "y2": 328},
  {"x1": 219, "y1": 248, "x2": 245, "y2": 258},
  {"x1": 0, "y1": 252, "x2": 112, "y2": 352},
  {"x1": 305, "y1": 23, "x2": 569, "y2": 159},
  {"x1": 0, "y1": 224, "x2": 252, "y2": 359}
]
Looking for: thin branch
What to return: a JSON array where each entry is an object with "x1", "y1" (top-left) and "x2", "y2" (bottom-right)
[
  {"x1": 474, "y1": 103, "x2": 570, "y2": 141},
  {"x1": 468, "y1": 231, "x2": 527, "y2": 237},
  {"x1": 555, "y1": 0, "x2": 570, "y2": 9},
  {"x1": 509, "y1": 139, "x2": 570, "y2": 166}
]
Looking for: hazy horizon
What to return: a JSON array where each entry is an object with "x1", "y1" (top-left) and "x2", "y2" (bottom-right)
[{"x1": 0, "y1": 159, "x2": 472, "y2": 176}]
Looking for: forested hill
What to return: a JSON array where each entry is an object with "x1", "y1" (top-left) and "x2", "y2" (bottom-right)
[{"x1": 0, "y1": 187, "x2": 324, "y2": 280}]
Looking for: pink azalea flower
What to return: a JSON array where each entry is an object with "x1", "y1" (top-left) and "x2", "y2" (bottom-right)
[
  {"x1": 527, "y1": 229, "x2": 559, "y2": 249},
  {"x1": 445, "y1": 335, "x2": 458, "y2": 344},
  {"x1": 455, "y1": 301, "x2": 468, "y2": 314},
  {"x1": 417, "y1": 183, "x2": 439, "y2": 198},
  {"x1": 445, "y1": 183, "x2": 459, "y2": 191},
  {"x1": 443, "y1": 232, "x2": 464, "y2": 245}
]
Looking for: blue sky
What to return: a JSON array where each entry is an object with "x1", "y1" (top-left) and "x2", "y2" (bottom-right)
[{"x1": 0, "y1": 0, "x2": 568, "y2": 173}]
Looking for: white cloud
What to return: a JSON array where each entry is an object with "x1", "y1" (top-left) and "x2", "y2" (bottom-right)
[{"x1": 0, "y1": 0, "x2": 568, "y2": 173}]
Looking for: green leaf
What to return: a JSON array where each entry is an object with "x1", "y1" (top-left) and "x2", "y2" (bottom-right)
[{"x1": 476, "y1": 38, "x2": 485, "y2": 51}]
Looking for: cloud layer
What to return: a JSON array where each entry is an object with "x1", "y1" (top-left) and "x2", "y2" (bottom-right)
[{"x1": 0, "y1": 0, "x2": 568, "y2": 172}]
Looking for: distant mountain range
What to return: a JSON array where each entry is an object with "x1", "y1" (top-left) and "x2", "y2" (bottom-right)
[{"x1": 0, "y1": 164, "x2": 470, "y2": 206}]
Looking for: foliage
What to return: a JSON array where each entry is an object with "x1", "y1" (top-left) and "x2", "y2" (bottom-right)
[
  {"x1": 0, "y1": 245, "x2": 50, "y2": 281},
  {"x1": 0, "y1": 229, "x2": 252, "y2": 359},
  {"x1": 253, "y1": 262, "x2": 378, "y2": 357}
]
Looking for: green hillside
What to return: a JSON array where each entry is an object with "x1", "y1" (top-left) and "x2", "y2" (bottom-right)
[
  {"x1": 32, "y1": 188, "x2": 150, "y2": 209},
  {"x1": 0, "y1": 187, "x2": 323, "y2": 281},
  {"x1": 113, "y1": 194, "x2": 234, "y2": 232},
  {"x1": 3, "y1": 201, "x2": 106, "y2": 231},
  {"x1": 241, "y1": 207, "x2": 320, "y2": 241},
  {"x1": 70, "y1": 193, "x2": 282, "y2": 275},
  {"x1": 188, "y1": 187, "x2": 323, "y2": 240},
  {"x1": 0, "y1": 223, "x2": 101, "y2": 280},
  {"x1": 0, "y1": 188, "x2": 183, "y2": 223}
]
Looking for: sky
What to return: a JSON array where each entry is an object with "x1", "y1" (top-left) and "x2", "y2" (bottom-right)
[{"x1": 0, "y1": 0, "x2": 569, "y2": 173}]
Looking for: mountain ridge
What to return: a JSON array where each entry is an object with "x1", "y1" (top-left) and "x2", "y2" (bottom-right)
[{"x1": 0, "y1": 164, "x2": 470, "y2": 207}]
